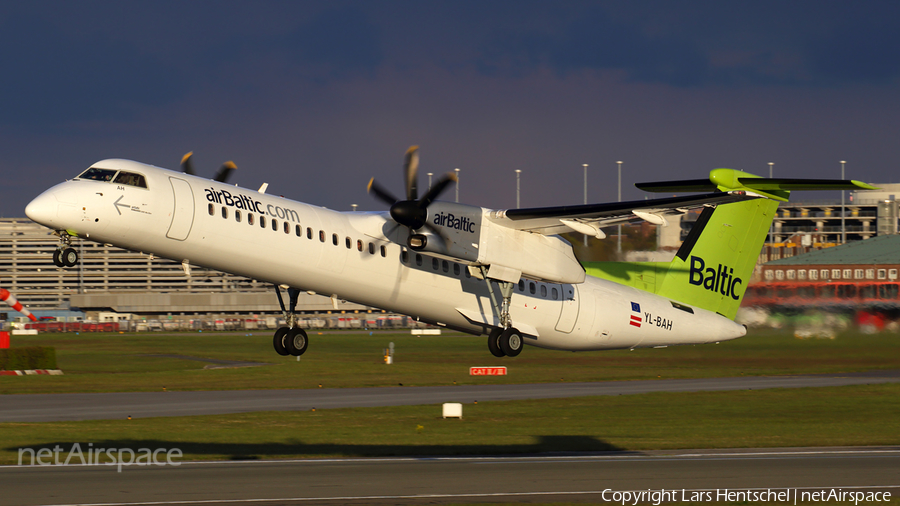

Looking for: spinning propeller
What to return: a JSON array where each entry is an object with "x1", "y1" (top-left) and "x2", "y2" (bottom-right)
[
  {"x1": 181, "y1": 152, "x2": 238, "y2": 183},
  {"x1": 368, "y1": 146, "x2": 457, "y2": 248}
]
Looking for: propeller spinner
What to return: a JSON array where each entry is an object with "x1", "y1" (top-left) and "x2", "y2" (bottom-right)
[{"x1": 368, "y1": 146, "x2": 457, "y2": 247}]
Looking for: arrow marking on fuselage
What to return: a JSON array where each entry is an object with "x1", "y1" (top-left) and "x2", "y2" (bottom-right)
[{"x1": 113, "y1": 195, "x2": 131, "y2": 215}]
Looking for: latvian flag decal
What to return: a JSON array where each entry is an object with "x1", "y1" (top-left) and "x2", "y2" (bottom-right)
[{"x1": 630, "y1": 302, "x2": 642, "y2": 328}]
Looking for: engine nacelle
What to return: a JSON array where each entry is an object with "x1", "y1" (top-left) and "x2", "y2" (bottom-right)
[{"x1": 415, "y1": 202, "x2": 585, "y2": 284}]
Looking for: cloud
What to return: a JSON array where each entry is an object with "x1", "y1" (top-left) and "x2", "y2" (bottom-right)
[
  {"x1": 475, "y1": 7, "x2": 709, "y2": 87},
  {"x1": 0, "y1": 14, "x2": 185, "y2": 128},
  {"x1": 806, "y1": 22, "x2": 900, "y2": 84}
]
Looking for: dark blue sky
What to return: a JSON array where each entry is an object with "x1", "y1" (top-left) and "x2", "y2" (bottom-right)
[{"x1": 2, "y1": 1, "x2": 899, "y2": 216}]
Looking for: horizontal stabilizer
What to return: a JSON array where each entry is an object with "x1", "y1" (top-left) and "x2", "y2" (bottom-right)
[{"x1": 636, "y1": 169, "x2": 878, "y2": 202}]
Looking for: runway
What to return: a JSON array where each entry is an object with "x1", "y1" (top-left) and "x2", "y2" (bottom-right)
[
  {"x1": 3, "y1": 447, "x2": 898, "y2": 505},
  {"x1": 2, "y1": 370, "x2": 899, "y2": 422}
]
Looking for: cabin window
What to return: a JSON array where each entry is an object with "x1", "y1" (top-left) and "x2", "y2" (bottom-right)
[
  {"x1": 401, "y1": 250, "x2": 409, "y2": 264},
  {"x1": 77, "y1": 167, "x2": 117, "y2": 181},
  {"x1": 346, "y1": 237, "x2": 352, "y2": 249},
  {"x1": 433, "y1": 257, "x2": 439, "y2": 270},
  {"x1": 208, "y1": 203, "x2": 215, "y2": 216},
  {"x1": 284, "y1": 222, "x2": 290, "y2": 234},
  {"x1": 295, "y1": 224, "x2": 302, "y2": 236},
  {"x1": 529, "y1": 282, "x2": 536, "y2": 294},
  {"x1": 518, "y1": 280, "x2": 525, "y2": 291},
  {"x1": 415, "y1": 254, "x2": 423, "y2": 266},
  {"x1": 222, "y1": 206, "x2": 228, "y2": 219},
  {"x1": 453, "y1": 263, "x2": 460, "y2": 275},
  {"x1": 552, "y1": 287, "x2": 559, "y2": 300},
  {"x1": 465, "y1": 268, "x2": 471, "y2": 278},
  {"x1": 260, "y1": 216, "x2": 266, "y2": 228},
  {"x1": 235, "y1": 210, "x2": 242, "y2": 223},
  {"x1": 332, "y1": 233, "x2": 338, "y2": 246},
  {"x1": 272, "y1": 219, "x2": 278, "y2": 231},
  {"x1": 357, "y1": 239, "x2": 363, "y2": 252},
  {"x1": 113, "y1": 171, "x2": 147, "y2": 189},
  {"x1": 307, "y1": 227, "x2": 313, "y2": 239},
  {"x1": 248, "y1": 213, "x2": 254, "y2": 225},
  {"x1": 381, "y1": 245, "x2": 386, "y2": 257},
  {"x1": 540, "y1": 285, "x2": 547, "y2": 297},
  {"x1": 319, "y1": 230, "x2": 325, "y2": 242},
  {"x1": 442, "y1": 260, "x2": 449, "y2": 273},
  {"x1": 369, "y1": 243, "x2": 375, "y2": 255}
]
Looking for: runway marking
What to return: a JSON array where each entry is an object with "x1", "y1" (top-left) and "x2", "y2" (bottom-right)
[{"x1": 27, "y1": 485, "x2": 900, "y2": 506}]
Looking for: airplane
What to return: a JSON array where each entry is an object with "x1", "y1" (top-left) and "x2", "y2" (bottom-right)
[{"x1": 23, "y1": 147, "x2": 876, "y2": 357}]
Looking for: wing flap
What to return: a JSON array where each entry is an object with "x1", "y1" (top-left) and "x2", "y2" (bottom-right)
[{"x1": 491, "y1": 192, "x2": 756, "y2": 235}]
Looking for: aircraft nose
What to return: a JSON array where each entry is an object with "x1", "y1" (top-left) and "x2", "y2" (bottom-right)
[{"x1": 25, "y1": 190, "x2": 59, "y2": 227}]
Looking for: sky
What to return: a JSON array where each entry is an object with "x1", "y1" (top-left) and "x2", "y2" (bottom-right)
[{"x1": 2, "y1": 1, "x2": 900, "y2": 217}]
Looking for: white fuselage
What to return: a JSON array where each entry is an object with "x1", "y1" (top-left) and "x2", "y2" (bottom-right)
[{"x1": 25, "y1": 160, "x2": 746, "y2": 351}]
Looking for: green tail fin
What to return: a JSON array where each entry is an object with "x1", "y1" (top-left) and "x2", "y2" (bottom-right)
[{"x1": 585, "y1": 168, "x2": 877, "y2": 320}]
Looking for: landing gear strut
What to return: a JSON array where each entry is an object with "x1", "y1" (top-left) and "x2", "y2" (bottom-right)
[
  {"x1": 52, "y1": 232, "x2": 78, "y2": 268},
  {"x1": 273, "y1": 285, "x2": 308, "y2": 357},
  {"x1": 480, "y1": 267, "x2": 523, "y2": 357}
]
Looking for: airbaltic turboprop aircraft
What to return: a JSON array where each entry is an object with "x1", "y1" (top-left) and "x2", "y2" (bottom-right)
[{"x1": 24, "y1": 147, "x2": 875, "y2": 358}]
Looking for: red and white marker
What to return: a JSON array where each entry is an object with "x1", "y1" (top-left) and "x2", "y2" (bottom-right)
[{"x1": 0, "y1": 288, "x2": 37, "y2": 322}]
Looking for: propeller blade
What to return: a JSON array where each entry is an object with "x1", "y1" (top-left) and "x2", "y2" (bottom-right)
[
  {"x1": 368, "y1": 178, "x2": 399, "y2": 206},
  {"x1": 181, "y1": 152, "x2": 196, "y2": 175},
  {"x1": 404, "y1": 145, "x2": 419, "y2": 201},
  {"x1": 419, "y1": 172, "x2": 458, "y2": 208},
  {"x1": 214, "y1": 161, "x2": 237, "y2": 183}
]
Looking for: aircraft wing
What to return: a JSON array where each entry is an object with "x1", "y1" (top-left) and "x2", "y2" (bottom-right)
[{"x1": 488, "y1": 192, "x2": 758, "y2": 236}]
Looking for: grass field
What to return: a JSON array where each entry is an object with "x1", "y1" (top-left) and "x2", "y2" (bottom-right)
[
  {"x1": 1, "y1": 327, "x2": 899, "y2": 394},
  {"x1": 2, "y1": 327, "x2": 898, "y2": 466},
  {"x1": 3, "y1": 383, "x2": 899, "y2": 464}
]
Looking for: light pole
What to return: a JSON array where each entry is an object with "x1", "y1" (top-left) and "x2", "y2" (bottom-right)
[
  {"x1": 454, "y1": 168, "x2": 460, "y2": 203},
  {"x1": 583, "y1": 164, "x2": 588, "y2": 247},
  {"x1": 427, "y1": 173, "x2": 433, "y2": 191},
  {"x1": 515, "y1": 169, "x2": 521, "y2": 209},
  {"x1": 768, "y1": 162, "x2": 774, "y2": 245},
  {"x1": 617, "y1": 161, "x2": 622, "y2": 255},
  {"x1": 841, "y1": 160, "x2": 846, "y2": 244},
  {"x1": 351, "y1": 204, "x2": 358, "y2": 212}
]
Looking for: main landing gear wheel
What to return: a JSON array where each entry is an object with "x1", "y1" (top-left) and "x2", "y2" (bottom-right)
[
  {"x1": 52, "y1": 249, "x2": 65, "y2": 267},
  {"x1": 273, "y1": 327, "x2": 290, "y2": 356},
  {"x1": 487, "y1": 328, "x2": 505, "y2": 357},
  {"x1": 499, "y1": 327, "x2": 523, "y2": 357},
  {"x1": 286, "y1": 327, "x2": 308, "y2": 356},
  {"x1": 61, "y1": 247, "x2": 78, "y2": 267}
]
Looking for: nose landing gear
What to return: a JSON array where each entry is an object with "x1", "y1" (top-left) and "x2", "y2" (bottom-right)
[
  {"x1": 52, "y1": 233, "x2": 79, "y2": 268},
  {"x1": 272, "y1": 284, "x2": 309, "y2": 357}
]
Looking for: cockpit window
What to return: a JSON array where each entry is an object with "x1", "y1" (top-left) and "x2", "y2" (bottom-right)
[
  {"x1": 113, "y1": 171, "x2": 147, "y2": 189},
  {"x1": 77, "y1": 168, "x2": 117, "y2": 181}
]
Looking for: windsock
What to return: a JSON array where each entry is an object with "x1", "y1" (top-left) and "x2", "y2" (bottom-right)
[{"x1": 0, "y1": 288, "x2": 37, "y2": 322}]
